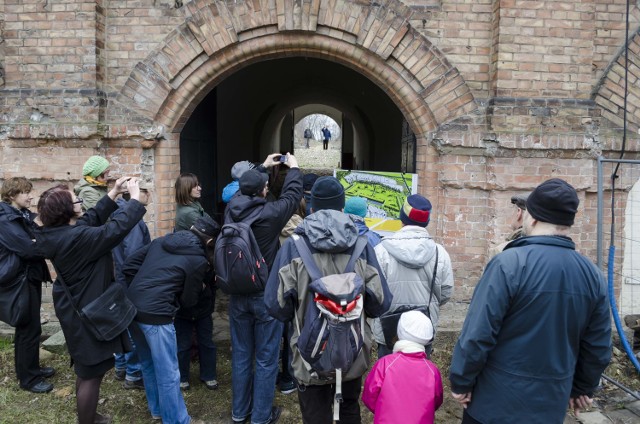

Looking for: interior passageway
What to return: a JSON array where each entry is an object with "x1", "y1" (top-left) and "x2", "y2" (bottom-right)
[{"x1": 179, "y1": 57, "x2": 413, "y2": 217}]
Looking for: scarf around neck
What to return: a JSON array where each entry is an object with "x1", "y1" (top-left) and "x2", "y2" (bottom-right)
[
  {"x1": 84, "y1": 175, "x2": 107, "y2": 187},
  {"x1": 393, "y1": 339, "x2": 426, "y2": 354}
]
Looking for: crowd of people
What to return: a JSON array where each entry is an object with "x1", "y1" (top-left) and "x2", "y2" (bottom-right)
[{"x1": 0, "y1": 152, "x2": 613, "y2": 424}]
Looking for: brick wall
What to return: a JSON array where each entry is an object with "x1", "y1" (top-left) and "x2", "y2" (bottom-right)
[{"x1": 1, "y1": 0, "x2": 640, "y2": 297}]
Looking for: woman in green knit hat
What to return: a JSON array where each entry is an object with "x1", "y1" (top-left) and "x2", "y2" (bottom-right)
[{"x1": 74, "y1": 155, "x2": 110, "y2": 211}]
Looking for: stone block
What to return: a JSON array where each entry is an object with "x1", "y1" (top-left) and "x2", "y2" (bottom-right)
[{"x1": 42, "y1": 329, "x2": 68, "y2": 356}]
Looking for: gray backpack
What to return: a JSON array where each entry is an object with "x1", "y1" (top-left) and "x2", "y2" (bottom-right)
[{"x1": 292, "y1": 234, "x2": 368, "y2": 420}]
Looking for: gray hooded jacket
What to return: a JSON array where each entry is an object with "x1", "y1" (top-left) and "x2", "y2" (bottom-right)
[
  {"x1": 372, "y1": 225, "x2": 453, "y2": 344},
  {"x1": 265, "y1": 209, "x2": 392, "y2": 385}
]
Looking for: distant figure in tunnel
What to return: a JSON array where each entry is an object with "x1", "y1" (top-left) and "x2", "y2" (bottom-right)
[
  {"x1": 304, "y1": 128, "x2": 312, "y2": 149},
  {"x1": 321, "y1": 126, "x2": 331, "y2": 150}
]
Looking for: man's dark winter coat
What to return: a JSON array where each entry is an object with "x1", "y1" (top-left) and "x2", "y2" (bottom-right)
[
  {"x1": 225, "y1": 167, "x2": 303, "y2": 270},
  {"x1": 123, "y1": 231, "x2": 211, "y2": 325}
]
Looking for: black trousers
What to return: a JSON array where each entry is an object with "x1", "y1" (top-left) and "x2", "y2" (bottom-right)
[
  {"x1": 14, "y1": 282, "x2": 43, "y2": 388},
  {"x1": 297, "y1": 377, "x2": 362, "y2": 424},
  {"x1": 323, "y1": 139, "x2": 329, "y2": 150}
]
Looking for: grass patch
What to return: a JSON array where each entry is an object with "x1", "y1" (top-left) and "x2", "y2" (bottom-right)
[{"x1": 3, "y1": 329, "x2": 634, "y2": 423}]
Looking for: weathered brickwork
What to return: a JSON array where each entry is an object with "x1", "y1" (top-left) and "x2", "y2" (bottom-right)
[{"x1": 1, "y1": 0, "x2": 640, "y2": 295}]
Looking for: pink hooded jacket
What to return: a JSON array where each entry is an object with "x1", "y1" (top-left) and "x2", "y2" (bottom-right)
[{"x1": 362, "y1": 351, "x2": 443, "y2": 424}]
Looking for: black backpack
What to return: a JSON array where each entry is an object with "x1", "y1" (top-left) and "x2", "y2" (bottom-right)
[
  {"x1": 214, "y1": 208, "x2": 268, "y2": 295},
  {"x1": 292, "y1": 234, "x2": 368, "y2": 419}
]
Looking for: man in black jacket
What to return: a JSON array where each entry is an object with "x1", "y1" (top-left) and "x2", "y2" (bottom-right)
[
  {"x1": 225, "y1": 152, "x2": 303, "y2": 424},
  {"x1": 123, "y1": 216, "x2": 219, "y2": 424}
]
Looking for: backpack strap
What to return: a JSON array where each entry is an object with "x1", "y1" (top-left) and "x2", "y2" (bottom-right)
[
  {"x1": 292, "y1": 234, "x2": 323, "y2": 281},
  {"x1": 343, "y1": 236, "x2": 368, "y2": 274}
]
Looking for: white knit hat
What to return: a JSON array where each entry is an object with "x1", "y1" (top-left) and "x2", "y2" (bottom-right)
[{"x1": 397, "y1": 310, "x2": 434, "y2": 345}]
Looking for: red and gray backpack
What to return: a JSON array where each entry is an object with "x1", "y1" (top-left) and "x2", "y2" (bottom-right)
[{"x1": 292, "y1": 234, "x2": 368, "y2": 420}]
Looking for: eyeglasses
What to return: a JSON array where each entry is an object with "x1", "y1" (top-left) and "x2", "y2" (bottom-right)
[{"x1": 73, "y1": 197, "x2": 84, "y2": 204}]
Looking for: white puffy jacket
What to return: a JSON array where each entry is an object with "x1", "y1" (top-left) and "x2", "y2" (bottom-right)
[{"x1": 372, "y1": 225, "x2": 453, "y2": 344}]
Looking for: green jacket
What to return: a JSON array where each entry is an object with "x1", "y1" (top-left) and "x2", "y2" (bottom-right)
[
  {"x1": 175, "y1": 201, "x2": 210, "y2": 231},
  {"x1": 74, "y1": 178, "x2": 108, "y2": 211}
]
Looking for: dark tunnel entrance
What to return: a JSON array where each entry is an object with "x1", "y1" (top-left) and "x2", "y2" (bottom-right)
[{"x1": 179, "y1": 57, "x2": 416, "y2": 218}]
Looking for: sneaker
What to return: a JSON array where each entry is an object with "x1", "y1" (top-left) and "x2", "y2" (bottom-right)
[
  {"x1": 278, "y1": 380, "x2": 296, "y2": 395},
  {"x1": 114, "y1": 369, "x2": 125, "y2": 381},
  {"x1": 202, "y1": 379, "x2": 219, "y2": 390},
  {"x1": 123, "y1": 379, "x2": 144, "y2": 390},
  {"x1": 180, "y1": 381, "x2": 190, "y2": 391},
  {"x1": 266, "y1": 406, "x2": 282, "y2": 424},
  {"x1": 151, "y1": 415, "x2": 161, "y2": 421}
]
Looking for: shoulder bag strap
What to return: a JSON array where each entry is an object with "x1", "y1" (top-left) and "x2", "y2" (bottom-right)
[
  {"x1": 52, "y1": 265, "x2": 84, "y2": 320},
  {"x1": 425, "y1": 245, "x2": 439, "y2": 317}
]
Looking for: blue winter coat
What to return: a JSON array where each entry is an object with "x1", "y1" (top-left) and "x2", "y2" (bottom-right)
[
  {"x1": 351, "y1": 216, "x2": 381, "y2": 247},
  {"x1": 449, "y1": 235, "x2": 611, "y2": 424}
]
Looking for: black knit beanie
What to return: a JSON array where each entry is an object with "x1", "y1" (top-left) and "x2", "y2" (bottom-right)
[{"x1": 526, "y1": 178, "x2": 579, "y2": 226}]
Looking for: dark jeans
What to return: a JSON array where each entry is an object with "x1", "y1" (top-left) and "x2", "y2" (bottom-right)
[
  {"x1": 297, "y1": 377, "x2": 362, "y2": 424},
  {"x1": 174, "y1": 315, "x2": 217, "y2": 383},
  {"x1": 229, "y1": 294, "x2": 283, "y2": 424},
  {"x1": 323, "y1": 139, "x2": 329, "y2": 150},
  {"x1": 461, "y1": 410, "x2": 483, "y2": 424},
  {"x1": 15, "y1": 282, "x2": 43, "y2": 389}
]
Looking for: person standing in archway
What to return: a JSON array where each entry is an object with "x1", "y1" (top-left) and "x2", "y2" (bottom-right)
[
  {"x1": 321, "y1": 126, "x2": 331, "y2": 150},
  {"x1": 304, "y1": 128, "x2": 312, "y2": 149}
]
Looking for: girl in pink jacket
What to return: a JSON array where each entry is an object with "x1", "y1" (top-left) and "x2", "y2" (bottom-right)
[{"x1": 362, "y1": 311, "x2": 443, "y2": 423}]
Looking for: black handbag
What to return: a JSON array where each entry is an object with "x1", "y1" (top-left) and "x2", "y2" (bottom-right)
[
  {"x1": 0, "y1": 271, "x2": 30, "y2": 327},
  {"x1": 56, "y1": 269, "x2": 136, "y2": 342},
  {"x1": 379, "y1": 246, "x2": 439, "y2": 348}
]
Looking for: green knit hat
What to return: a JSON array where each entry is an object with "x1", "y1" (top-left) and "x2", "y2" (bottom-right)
[{"x1": 82, "y1": 156, "x2": 109, "y2": 178}]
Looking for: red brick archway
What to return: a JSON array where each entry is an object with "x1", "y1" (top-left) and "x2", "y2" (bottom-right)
[{"x1": 114, "y1": 0, "x2": 478, "y2": 232}]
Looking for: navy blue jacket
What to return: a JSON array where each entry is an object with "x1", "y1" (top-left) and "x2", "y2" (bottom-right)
[
  {"x1": 449, "y1": 235, "x2": 611, "y2": 424},
  {"x1": 0, "y1": 202, "x2": 50, "y2": 288},
  {"x1": 123, "y1": 231, "x2": 210, "y2": 325},
  {"x1": 112, "y1": 198, "x2": 151, "y2": 287}
]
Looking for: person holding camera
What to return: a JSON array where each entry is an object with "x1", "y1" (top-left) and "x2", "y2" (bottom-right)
[
  {"x1": 224, "y1": 152, "x2": 302, "y2": 424},
  {"x1": 35, "y1": 177, "x2": 146, "y2": 424}
]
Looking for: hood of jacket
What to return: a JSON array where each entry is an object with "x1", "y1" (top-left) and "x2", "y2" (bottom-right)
[
  {"x1": 0, "y1": 201, "x2": 37, "y2": 223},
  {"x1": 0, "y1": 201, "x2": 19, "y2": 222},
  {"x1": 161, "y1": 230, "x2": 206, "y2": 257},
  {"x1": 296, "y1": 209, "x2": 359, "y2": 253},
  {"x1": 379, "y1": 225, "x2": 436, "y2": 269},
  {"x1": 73, "y1": 177, "x2": 96, "y2": 193},
  {"x1": 222, "y1": 180, "x2": 240, "y2": 203},
  {"x1": 227, "y1": 192, "x2": 267, "y2": 222}
]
